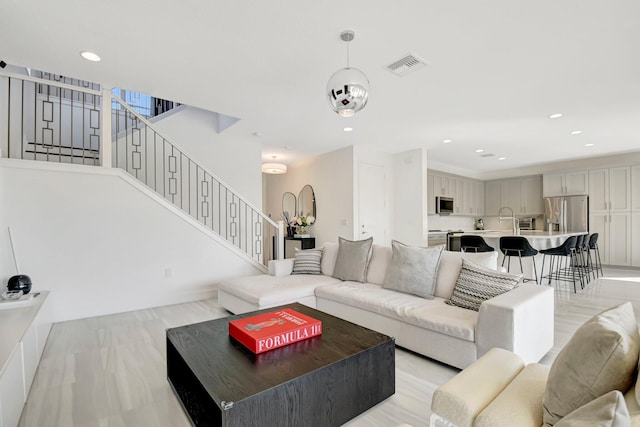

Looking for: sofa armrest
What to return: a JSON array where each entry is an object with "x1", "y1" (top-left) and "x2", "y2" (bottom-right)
[
  {"x1": 476, "y1": 283, "x2": 554, "y2": 364},
  {"x1": 268, "y1": 259, "x2": 294, "y2": 276},
  {"x1": 431, "y1": 348, "x2": 525, "y2": 427}
]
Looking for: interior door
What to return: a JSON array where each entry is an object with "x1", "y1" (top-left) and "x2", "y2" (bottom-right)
[{"x1": 358, "y1": 162, "x2": 386, "y2": 244}]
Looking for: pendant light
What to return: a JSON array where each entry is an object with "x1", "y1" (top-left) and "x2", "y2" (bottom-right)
[{"x1": 326, "y1": 30, "x2": 370, "y2": 118}]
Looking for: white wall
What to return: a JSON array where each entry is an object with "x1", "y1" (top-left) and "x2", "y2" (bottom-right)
[
  {"x1": 264, "y1": 147, "x2": 354, "y2": 245},
  {"x1": 392, "y1": 149, "x2": 429, "y2": 245},
  {"x1": 0, "y1": 160, "x2": 262, "y2": 322},
  {"x1": 150, "y1": 106, "x2": 263, "y2": 207}
]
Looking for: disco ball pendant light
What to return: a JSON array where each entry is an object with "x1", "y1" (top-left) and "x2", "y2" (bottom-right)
[{"x1": 327, "y1": 30, "x2": 370, "y2": 118}]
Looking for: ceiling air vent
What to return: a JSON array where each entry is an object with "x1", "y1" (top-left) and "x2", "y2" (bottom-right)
[{"x1": 385, "y1": 53, "x2": 427, "y2": 77}]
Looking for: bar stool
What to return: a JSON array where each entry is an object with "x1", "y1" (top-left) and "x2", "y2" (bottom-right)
[
  {"x1": 499, "y1": 236, "x2": 539, "y2": 283},
  {"x1": 460, "y1": 235, "x2": 494, "y2": 253},
  {"x1": 586, "y1": 233, "x2": 603, "y2": 279},
  {"x1": 539, "y1": 236, "x2": 581, "y2": 293}
]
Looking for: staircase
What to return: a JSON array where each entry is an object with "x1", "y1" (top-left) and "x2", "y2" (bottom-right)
[{"x1": 0, "y1": 70, "x2": 283, "y2": 268}]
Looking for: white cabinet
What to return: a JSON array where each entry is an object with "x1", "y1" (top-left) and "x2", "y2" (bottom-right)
[
  {"x1": 543, "y1": 170, "x2": 588, "y2": 196},
  {"x1": 0, "y1": 292, "x2": 52, "y2": 427},
  {"x1": 432, "y1": 174, "x2": 452, "y2": 197},
  {"x1": 484, "y1": 181, "x2": 502, "y2": 216},
  {"x1": 427, "y1": 172, "x2": 483, "y2": 216},
  {"x1": 590, "y1": 212, "x2": 631, "y2": 266},
  {"x1": 589, "y1": 167, "x2": 631, "y2": 212},
  {"x1": 0, "y1": 347, "x2": 26, "y2": 427},
  {"x1": 484, "y1": 177, "x2": 543, "y2": 216},
  {"x1": 427, "y1": 174, "x2": 436, "y2": 214},
  {"x1": 632, "y1": 166, "x2": 640, "y2": 212},
  {"x1": 633, "y1": 212, "x2": 640, "y2": 267}
]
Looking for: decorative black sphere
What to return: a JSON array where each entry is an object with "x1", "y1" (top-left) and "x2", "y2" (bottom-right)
[{"x1": 8, "y1": 274, "x2": 32, "y2": 294}]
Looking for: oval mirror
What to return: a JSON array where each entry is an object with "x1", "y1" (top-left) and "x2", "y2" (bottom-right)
[
  {"x1": 298, "y1": 185, "x2": 316, "y2": 219},
  {"x1": 282, "y1": 192, "x2": 296, "y2": 222}
]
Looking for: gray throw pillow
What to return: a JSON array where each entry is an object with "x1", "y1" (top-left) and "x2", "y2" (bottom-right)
[
  {"x1": 543, "y1": 302, "x2": 640, "y2": 427},
  {"x1": 446, "y1": 259, "x2": 521, "y2": 311},
  {"x1": 332, "y1": 237, "x2": 373, "y2": 282},
  {"x1": 554, "y1": 391, "x2": 630, "y2": 427},
  {"x1": 382, "y1": 240, "x2": 443, "y2": 299},
  {"x1": 291, "y1": 248, "x2": 323, "y2": 275}
]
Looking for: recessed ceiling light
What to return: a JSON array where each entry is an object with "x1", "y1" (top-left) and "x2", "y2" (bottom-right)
[
  {"x1": 584, "y1": 143, "x2": 595, "y2": 147},
  {"x1": 80, "y1": 51, "x2": 101, "y2": 62},
  {"x1": 343, "y1": 127, "x2": 353, "y2": 132},
  {"x1": 549, "y1": 113, "x2": 563, "y2": 119},
  {"x1": 570, "y1": 130, "x2": 582, "y2": 135},
  {"x1": 442, "y1": 139, "x2": 452, "y2": 144},
  {"x1": 475, "y1": 149, "x2": 484, "y2": 153},
  {"x1": 498, "y1": 157, "x2": 506, "y2": 160}
]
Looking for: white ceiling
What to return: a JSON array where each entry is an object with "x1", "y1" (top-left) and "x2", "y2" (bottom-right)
[{"x1": 2, "y1": 0, "x2": 640, "y2": 176}]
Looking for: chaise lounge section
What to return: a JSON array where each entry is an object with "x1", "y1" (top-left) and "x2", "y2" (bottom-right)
[{"x1": 217, "y1": 242, "x2": 554, "y2": 369}]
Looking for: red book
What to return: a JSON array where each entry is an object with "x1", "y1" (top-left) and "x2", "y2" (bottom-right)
[{"x1": 229, "y1": 308, "x2": 322, "y2": 354}]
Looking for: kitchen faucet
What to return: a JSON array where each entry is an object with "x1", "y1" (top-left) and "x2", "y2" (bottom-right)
[{"x1": 498, "y1": 206, "x2": 520, "y2": 235}]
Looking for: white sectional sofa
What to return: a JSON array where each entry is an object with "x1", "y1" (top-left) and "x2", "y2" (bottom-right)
[{"x1": 217, "y1": 242, "x2": 554, "y2": 369}]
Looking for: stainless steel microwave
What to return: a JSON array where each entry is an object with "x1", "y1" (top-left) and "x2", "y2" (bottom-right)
[{"x1": 436, "y1": 196, "x2": 454, "y2": 215}]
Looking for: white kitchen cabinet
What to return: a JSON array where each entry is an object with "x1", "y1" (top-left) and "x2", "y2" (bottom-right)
[
  {"x1": 432, "y1": 174, "x2": 452, "y2": 197},
  {"x1": 589, "y1": 167, "x2": 631, "y2": 213},
  {"x1": 590, "y1": 212, "x2": 631, "y2": 266},
  {"x1": 632, "y1": 166, "x2": 640, "y2": 212},
  {"x1": 474, "y1": 182, "x2": 485, "y2": 216},
  {"x1": 426, "y1": 174, "x2": 436, "y2": 215},
  {"x1": 484, "y1": 181, "x2": 502, "y2": 216},
  {"x1": 610, "y1": 167, "x2": 631, "y2": 211},
  {"x1": 543, "y1": 170, "x2": 588, "y2": 196},
  {"x1": 484, "y1": 177, "x2": 543, "y2": 216},
  {"x1": 632, "y1": 212, "x2": 640, "y2": 267},
  {"x1": 523, "y1": 177, "x2": 543, "y2": 215}
]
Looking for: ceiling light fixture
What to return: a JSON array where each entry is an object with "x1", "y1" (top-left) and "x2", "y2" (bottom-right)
[
  {"x1": 498, "y1": 157, "x2": 506, "y2": 160},
  {"x1": 327, "y1": 30, "x2": 369, "y2": 118},
  {"x1": 80, "y1": 51, "x2": 101, "y2": 62},
  {"x1": 343, "y1": 127, "x2": 353, "y2": 132},
  {"x1": 261, "y1": 156, "x2": 287, "y2": 174},
  {"x1": 442, "y1": 139, "x2": 452, "y2": 144},
  {"x1": 475, "y1": 149, "x2": 484, "y2": 153},
  {"x1": 570, "y1": 130, "x2": 583, "y2": 135},
  {"x1": 549, "y1": 113, "x2": 563, "y2": 119},
  {"x1": 584, "y1": 143, "x2": 595, "y2": 147}
]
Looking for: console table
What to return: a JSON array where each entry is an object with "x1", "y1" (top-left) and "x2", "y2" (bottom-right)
[{"x1": 284, "y1": 237, "x2": 315, "y2": 258}]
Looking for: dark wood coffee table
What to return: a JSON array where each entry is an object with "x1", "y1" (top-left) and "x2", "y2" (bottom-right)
[{"x1": 167, "y1": 303, "x2": 395, "y2": 427}]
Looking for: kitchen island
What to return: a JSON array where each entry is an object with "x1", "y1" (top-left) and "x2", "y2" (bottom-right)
[{"x1": 459, "y1": 230, "x2": 586, "y2": 283}]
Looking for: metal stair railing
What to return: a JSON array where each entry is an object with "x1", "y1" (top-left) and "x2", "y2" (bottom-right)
[{"x1": 0, "y1": 71, "x2": 283, "y2": 266}]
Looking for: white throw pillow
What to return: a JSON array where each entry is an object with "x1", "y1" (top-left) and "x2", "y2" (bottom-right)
[
  {"x1": 435, "y1": 251, "x2": 499, "y2": 299},
  {"x1": 366, "y1": 245, "x2": 393, "y2": 285},
  {"x1": 320, "y1": 242, "x2": 339, "y2": 276}
]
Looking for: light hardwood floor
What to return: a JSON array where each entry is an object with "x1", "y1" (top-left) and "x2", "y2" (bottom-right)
[{"x1": 18, "y1": 268, "x2": 640, "y2": 427}]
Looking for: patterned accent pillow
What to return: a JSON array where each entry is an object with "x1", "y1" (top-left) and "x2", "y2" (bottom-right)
[
  {"x1": 291, "y1": 248, "x2": 323, "y2": 275},
  {"x1": 446, "y1": 259, "x2": 522, "y2": 311}
]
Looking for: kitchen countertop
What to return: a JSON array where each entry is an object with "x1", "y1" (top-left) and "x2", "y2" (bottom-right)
[{"x1": 459, "y1": 230, "x2": 585, "y2": 250}]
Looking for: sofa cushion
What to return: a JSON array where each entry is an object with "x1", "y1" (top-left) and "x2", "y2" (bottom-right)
[
  {"x1": 475, "y1": 363, "x2": 550, "y2": 427},
  {"x1": 291, "y1": 248, "x2": 323, "y2": 275},
  {"x1": 543, "y1": 302, "x2": 640, "y2": 426},
  {"x1": 554, "y1": 391, "x2": 630, "y2": 427},
  {"x1": 332, "y1": 237, "x2": 373, "y2": 282},
  {"x1": 382, "y1": 241, "x2": 443, "y2": 299},
  {"x1": 218, "y1": 274, "x2": 340, "y2": 307},
  {"x1": 321, "y1": 242, "x2": 339, "y2": 276},
  {"x1": 315, "y1": 282, "x2": 478, "y2": 341},
  {"x1": 446, "y1": 259, "x2": 521, "y2": 312},
  {"x1": 366, "y1": 244, "x2": 392, "y2": 285},
  {"x1": 435, "y1": 251, "x2": 499, "y2": 300}
]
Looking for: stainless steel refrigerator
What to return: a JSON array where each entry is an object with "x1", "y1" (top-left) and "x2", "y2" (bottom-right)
[{"x1": 544, "y1": 195, "x2": 589, "y2": 233}]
